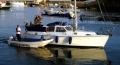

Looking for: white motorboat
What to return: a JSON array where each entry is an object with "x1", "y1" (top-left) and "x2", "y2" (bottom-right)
[
  {"x1": 43, "y1": 8, "x2": 59, "y2": 15},
  {"x1": 24, "y1": 0, "x2": 115, "y2": 48},
  {"x1": 48, "y1": 3, "x2": 62, "y2": 8},
  {"x1": 11, "y1": 2, "x2": 24, "y2": 7},
  {"x1": 7, "y1": 36, "x2": 54, "y2": 48},
  {"x1": 42, "y1": 8, "x2": 75, "y2": 18}
]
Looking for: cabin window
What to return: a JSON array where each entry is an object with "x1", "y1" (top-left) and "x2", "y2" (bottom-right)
[
  {"x1": 46, "y1": 27, "x2": 55, "y2": 32},
  {"x1": 56, "y1": 27, "x2": 66, "y2": 32},
  {"x1": 65, "y1": 27, "x2": 72, "y2": 31}
]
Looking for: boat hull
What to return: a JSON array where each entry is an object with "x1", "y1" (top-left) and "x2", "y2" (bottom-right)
[
  {"x1": 50, "y1": 35, "x2": 109, "y2": 47},
  {"x1": 24, "y1": 33, "x2": 109, "y2": 48},
  {"x1": 42, "y1": 11, "x2": 71, "y2": 18},
  {"x1": 0, "y1": 6, "x2": 11, "y2": 10},
  {"x1": 42, "y1": 13, "x2": 70, "y2": 17},
  {"x1": 7, "y1": 39, "x2": 54, "y2": 48}
]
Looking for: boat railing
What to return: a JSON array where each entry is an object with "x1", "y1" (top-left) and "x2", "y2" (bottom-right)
[{"x1": 97, "y1": 27, "x2": 116, "y2": 36}]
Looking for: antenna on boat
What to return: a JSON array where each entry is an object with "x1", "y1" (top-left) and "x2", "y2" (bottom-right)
[{"x1": 74, "y1": 0, "x2": 78, "y2": 30}]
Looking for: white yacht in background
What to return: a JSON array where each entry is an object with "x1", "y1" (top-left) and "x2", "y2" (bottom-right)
[
  {"x1": 11, "y1": 2, "x2": 24, "y2": 7},
  {"x1": 42, "y1": 7, "x2": 75, "y2": 19}
]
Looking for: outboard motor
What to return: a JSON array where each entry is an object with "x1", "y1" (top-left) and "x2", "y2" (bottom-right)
[{"x1": 9, "y1": 36, "x2": 14, "y2": 41}]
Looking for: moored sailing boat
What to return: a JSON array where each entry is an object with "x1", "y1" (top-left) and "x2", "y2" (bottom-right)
[{"x1": 24, "y1": 0, "x2": 115, "y2": 48}]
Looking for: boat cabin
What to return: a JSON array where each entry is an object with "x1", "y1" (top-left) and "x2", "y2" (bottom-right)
[
  {"x1": 26, "y1": 22, "x2": 71, "y2": 31},
  {"x1": 25, "y1": 22, "x2": 97, "y2": 36}
]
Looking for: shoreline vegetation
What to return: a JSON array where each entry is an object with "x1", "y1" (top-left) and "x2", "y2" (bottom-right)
[
  {"x1": 42, "y1": 1, "x2": 120, "y2": 12},
  {"x1": 5, "y1": 0, "x2": 119, "y2": 12}
]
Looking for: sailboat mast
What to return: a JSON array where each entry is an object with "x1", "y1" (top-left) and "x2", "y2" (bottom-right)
[{"x1": 74, "y1": 0, "x2": 78, "y2": 30}]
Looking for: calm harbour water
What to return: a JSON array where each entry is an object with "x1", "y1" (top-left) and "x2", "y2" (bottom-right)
[{"x1": 0, "y1": 7, "x2": 120, "y2": 65}]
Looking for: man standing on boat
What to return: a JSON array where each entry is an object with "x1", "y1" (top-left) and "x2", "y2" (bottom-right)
[{"x1": 16, "y1": 25, "x2": 22, "y2": 41}]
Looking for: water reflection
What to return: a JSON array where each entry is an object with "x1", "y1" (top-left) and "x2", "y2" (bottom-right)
[
  {"x1": 14, "y1": 46, "x2": 112, "y2": 65},
  {"x1": 47, "y1": 46, "x2": 112, "y2": 65},
  {"x1": 15, "y1": 47, "x2": 53, "y2": 59}
]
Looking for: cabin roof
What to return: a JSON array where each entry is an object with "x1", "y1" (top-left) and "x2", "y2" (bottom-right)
[
  {"x1": 43, "y1": 25, "x2": 66, "y2": 27},
  {"x1": 46, "y1": 21, "x2": 68, "y2": 26}
]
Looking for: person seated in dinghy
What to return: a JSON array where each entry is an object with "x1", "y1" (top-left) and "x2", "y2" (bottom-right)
[
  {"x1": 34, "y1": 15, "x2": 39, "y2": 25},
  {"x1": 34, "y1": 15, "x2": 43, "y2": 26},
  {"x1": 34, "y1": 15, "x2": 40, "y2": 21}
]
